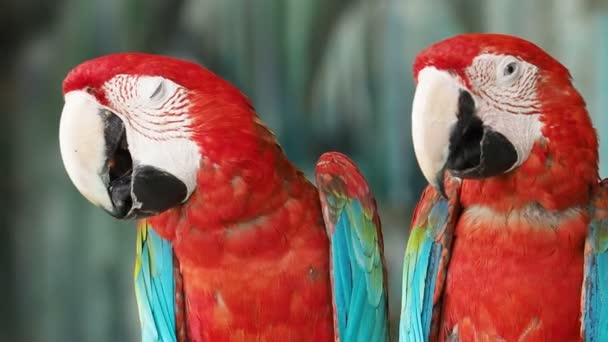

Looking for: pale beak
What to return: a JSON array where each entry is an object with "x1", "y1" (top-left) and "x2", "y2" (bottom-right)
[
  {"x1": 411, "y1": 67, "x2": 518, "y2": 196},
  {"x1": 59, "y1": 91, "x2": 116, "y2": 212},
  {"x1": 59, "y1": 90, "x2": 187, "y2": 219}
]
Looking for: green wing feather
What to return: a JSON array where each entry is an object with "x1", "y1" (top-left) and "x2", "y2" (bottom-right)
[{"x1": 399, "y1": 182, "x2": 461, "y2": 342}]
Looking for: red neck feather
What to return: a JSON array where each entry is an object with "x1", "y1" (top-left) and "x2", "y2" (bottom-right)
[
  {"x1": 147, "y1": 92, "x2": 313, "y2": 239},
  {"x1": 460, "y1": 79, "x2": 599, "y2": 212}
]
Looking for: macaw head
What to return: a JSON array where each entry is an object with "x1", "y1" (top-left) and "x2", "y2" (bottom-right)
[
  {"x1": 59, "y1": 53, "x2": 263, "y2": 219},
  {"x1": 411, "y1": 33, "x2": 598, "y2": 209}
]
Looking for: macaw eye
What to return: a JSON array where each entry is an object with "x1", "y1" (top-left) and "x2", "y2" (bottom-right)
[
  {"x1": 504, "y1": 62, "x2": 517, "y2": 76},
  {"x1": 149, "y1": 81, "x2": 164, "y2": 99},
  {"x1": 496, "y1": 56, "x2": 521, "y2": 85},
  {"x1": 138, "y1": 76, "x2": 171, "y2": 102}
]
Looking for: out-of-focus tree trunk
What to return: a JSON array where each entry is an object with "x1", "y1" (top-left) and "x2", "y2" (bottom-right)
[
  {"x1": 7, "y1": 1, "x2": 185, "y2": 341},
  {"x1": 1, "y1": 1, "x2": 62, "y2": 339},
  {"x1": 0, "y1": 61, "x2": 18, "y2": 342}
]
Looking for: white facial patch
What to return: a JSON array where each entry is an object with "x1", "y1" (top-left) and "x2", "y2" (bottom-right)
[
  {"x1": 466, "y1": 54, "x2": 545, "y2": 170},
  {"x1": 411, "y1": 67, "x2": 463, "y2": 186},
  {"x1": 476, "y1": 106, "x2": 543, "y2": 171},
  {"x1": 59, "y1": 90, "x2": 114, "y2": 211},
  {"x1": 102, "y1": 75, "x2": 201, "y2": 200}
]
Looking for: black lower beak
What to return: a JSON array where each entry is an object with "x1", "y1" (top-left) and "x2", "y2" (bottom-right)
[
  {"x1": 439, "y1": 90, "x2": 518, "y2": 189},
  {"x1": 108, "y1": 165, "x2": 187, "y2": 219},
  {"x1": 103, "y1": 111, "x2": 187, "y2": 219}
]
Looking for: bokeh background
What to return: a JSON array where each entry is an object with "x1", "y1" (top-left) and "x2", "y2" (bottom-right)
[{"x1": 3, "y1": 0, "x2": 608, "y2": 341}]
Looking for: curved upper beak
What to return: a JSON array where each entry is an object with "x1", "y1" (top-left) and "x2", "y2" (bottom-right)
[
  {"x1": 59, "y1": 91, "x2": 117, "y2": 213},
  {"x1": 59, "y1": 90, "x2": 187, "y2": 219},
  {"x1": 412, "y1": 67, "x2": 518, "y2": 196}
]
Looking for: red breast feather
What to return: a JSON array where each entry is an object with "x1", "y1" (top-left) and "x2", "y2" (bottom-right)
[{"x1": 147, "y1": 82, "x2": 334, "y2": 341}]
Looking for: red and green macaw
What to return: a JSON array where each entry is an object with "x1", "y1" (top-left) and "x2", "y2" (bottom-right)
[
  {"x1": 58, "y1": 54, "x2": 389, "y2": 341},
  {"x1": 400, "y1": 33, "x2": 608, "y2": 341}
]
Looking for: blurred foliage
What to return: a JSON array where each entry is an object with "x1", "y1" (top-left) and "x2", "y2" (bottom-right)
[{"x1": 2, "y1": 0, "x2": 608, "y2": 341}]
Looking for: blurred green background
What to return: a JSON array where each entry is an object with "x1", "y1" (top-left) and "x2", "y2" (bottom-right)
[{"x1": 3, "y1": 0, "x2": 608, "y2": 341}]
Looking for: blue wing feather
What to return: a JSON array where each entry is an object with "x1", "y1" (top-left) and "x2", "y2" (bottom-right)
[
  {"x1": 331, "y1": 199, "x2": 389, "y2": 342},
  {"x1": 315, "y1": 152, "x2": 390, "y2": 342},
  {"x1": 582, "y1": 179, "x2": 608, "y2": 341},
  {"x1": 332, "y1": 217, "x2": 352, "y2": 335},
  {"x1": 399, "y1": 184, "x2": 460, "y2": 342},
  {"x1": 134, "y1": 221, "x2": 177, "y2": 342}
]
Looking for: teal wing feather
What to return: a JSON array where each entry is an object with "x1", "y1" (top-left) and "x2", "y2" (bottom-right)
[
  {"x1": 582, "y1": 179, "x2": 608, "y2": 341},
  {"x1": 315, "y1": 152, "x2": 390, "y2": 342},
  {"x1": 134, "y1": 221, "x2": 177, "y2": 342},
  {"x1": 399, "y1": 181, "x2": 461, "y2": 342}
]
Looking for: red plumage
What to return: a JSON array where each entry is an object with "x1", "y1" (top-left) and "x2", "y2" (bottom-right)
[
  {"x1": 64, "y1": 54, "x2": 335, "y2": 341},
  {"x1": 440, "y1": 205, "x2": 588, "y2": 340},
  {"x1": 148, "y1": 159, "x2": 334, "y2": 341},
  {"x1": 412, "y1": 34, "x2": 600, "y2": 341},
  {"x1": 151, "y1": 84, "x2": 334, "y2": 341}
]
